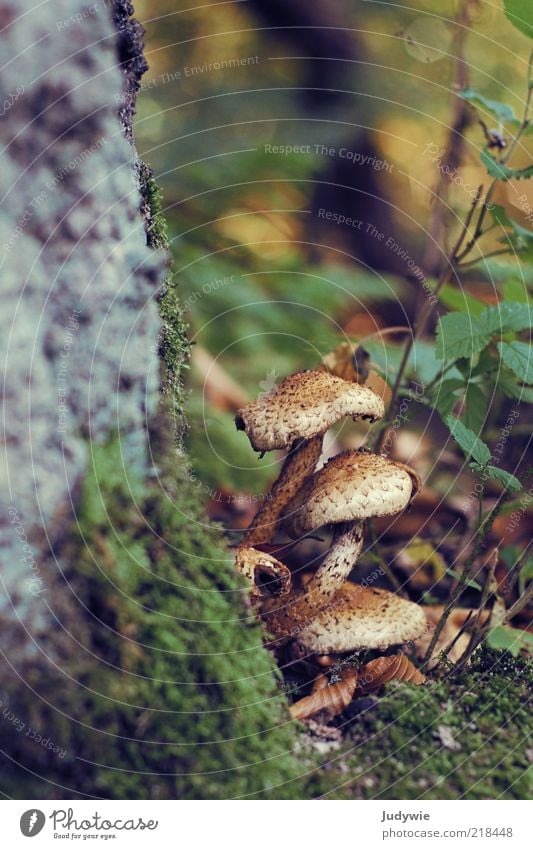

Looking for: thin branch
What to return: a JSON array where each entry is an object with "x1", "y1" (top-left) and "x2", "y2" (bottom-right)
[
  {"x1": 421, "y1": 493, "x2": 509, "y2": 668},
  {"x1": 502, "y1": 581, "x2": 533, "y2": 625},
  {"x1": 455, "y1": 46, "x2": 533, "y2": 264},
  {"x1": 441, "y1": 609, "x2": 474, "y2": 662},
  {"x1": 456, "y1": 547, "x2": 498, "y2": 669}
]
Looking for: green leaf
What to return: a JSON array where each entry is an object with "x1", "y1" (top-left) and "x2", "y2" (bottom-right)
[
  {"x1": 488, "y1": 624, "x2": 533, "y2": 657},
  {"x1": 436, "y1": 313, "x2": 492, "y2": 361},
  {"x1": 479, "y1": 301, "x2": 533, "y2": 333},
  {"x1": 471, "y1": 348, "x2": 499, "y2": 377},
  {"x1": 503, "y1": 0, "x2": 533, "y2": 40},
  {"x1": 464, "y1": 383, "x2": 487, "y2": 433},
  {"x1": 481, "y1": 148, "x2": 533, "y2": 181},
  {"x1": 484, "y1": 465, "x2": 522, "y2": 491},
  {"x1": 496, "y1": 370, "x2": 533, "y2": 402},
  {"x1": 490, "y1": 205, "x2": 533, "y2": 256},
  {"x1": 498, "y1": 340, "x2": 533, "y2": 383},
  {"x1": 437, "y1": 283, "x2": 487, "y2": 316},
  {"x1": 446, "y1": 415, "x2": 491, "y2": 465},
  {"x1": 460, "y1": 88, "x2": 519, "y2": 125},
  {"x1": 434, "y1": 378, "x2": 464, "y2": 418},
  {"x1": 502, "y1": 278, "x2": 533, "y2": 303}
]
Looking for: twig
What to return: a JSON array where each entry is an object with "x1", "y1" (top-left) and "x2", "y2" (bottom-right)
[
  {"x1": 502, "y1": 581, "x2": 533, "y2": 625},
  {"x1": 441, "y1": 609, "x2": 474, "y2": 662},
  {"x1": 451, "y1": 184, "x2": 483, "y2": 260},
  {"x1": 456, "y1": 547, "x2": 498, "y2": 669},
  {"x1": 372, "y1": 7, "x2": 476, "y2": 452},
  {"x1": 455, "y1": 46, "x2": 533, "y2": 264},
  {"x1": 459, "y1": 579, "x2": 533, "y2": 663},
  {"x1": 421, "y1": 493, "x2": 509, "y2": 668},
  {"x1": 455, "y1": 248, "x2": 514, "y2": 270},
  {"x1": 501, "y1": 540, "x2": 532, "y2": 600}
]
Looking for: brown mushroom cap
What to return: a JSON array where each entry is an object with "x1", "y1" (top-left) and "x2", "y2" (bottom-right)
[
  {"x1": 283, "y1": 450, "x2": 420, "y2": 537},
  {"x1": 235, "y1": 370, "x2": 384, "y2": 452},
  {"x1": 295, "y1": 582, "x2": 427, "y2": 653},
  {"x1": 235, "y1": 546, "x2": 291, "y2": 600}
]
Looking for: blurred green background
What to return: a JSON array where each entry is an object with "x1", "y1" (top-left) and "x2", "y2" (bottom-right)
[{"x1": 134, "y1": 0, "x2": 533, "y2": 513}]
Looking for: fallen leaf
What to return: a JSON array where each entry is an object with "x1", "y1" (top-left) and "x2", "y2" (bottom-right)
[
  {"x1": 415, "y1": 607, "x2": 489, "y2": 667},
  {"x1": 356, "y1": 653, "x2": 426, "y2": 694},
  {"x1": 319, "y1": 342, "x2": 370, "y2": 383},
  {"x1": 290, "y1": 668, "x2": 358, "y2": 721},
  {"x1": 437, "y1": 724, "x2": 461, "y2": 751},
  {"x1": 374, "y1": 489, "x2": 466, "y2": 540},
  {"x1": 396, "y1": 537, "x2": 447, "y2": 588}
]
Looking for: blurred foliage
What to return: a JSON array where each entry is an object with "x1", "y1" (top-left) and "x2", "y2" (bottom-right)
[{"x1": 135, "y1": 0, "x2": 532, "y2": 507}]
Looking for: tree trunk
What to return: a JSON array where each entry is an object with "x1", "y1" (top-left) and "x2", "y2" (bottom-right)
[{"x1": 0, "y1": 0, "x2": 300, "y2": 799}]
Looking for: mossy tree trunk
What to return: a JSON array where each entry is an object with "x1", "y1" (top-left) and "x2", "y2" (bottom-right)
[{"x1": 0, "y1": 0, "x2": 301, "y2": 799}]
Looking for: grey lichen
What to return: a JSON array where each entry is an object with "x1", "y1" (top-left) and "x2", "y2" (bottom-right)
[{"x1": 0, "y1": 0, "x2": 166, "y2": 655}]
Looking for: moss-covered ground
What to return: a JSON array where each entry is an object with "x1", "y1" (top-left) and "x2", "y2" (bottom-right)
[
  {"x1": 306, "y1": 648, "x2": 532, "y2": 799},
  {"x1": 2, "y1": 423, "x2": 530, "y2": 800}
]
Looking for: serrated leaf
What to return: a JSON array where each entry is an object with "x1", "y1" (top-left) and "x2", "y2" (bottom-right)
[
  {"x1": 484, "y1": 465, "x2": 522, "y2": 491},
  {"x1": 488, "y1": 205, "x2": 533, "y2": 260},
  {"x1": 503, "y1": 0, "x2": 533, "y2": 40},
  {"x1": 471, "y1": 348, "x2": 499, "y2": 377},
  {"x1": 464, "y1": 383, "x2": 487, "y2": 433},
  {"x1": 460, "y1": 88, "x2": 519, "y2": 125},
  {"x1": 481, "y1": 148, "x2": 533, "y2": 181},
  {"x1": 479, "y1": 301, "x2": 533, "y2": 333},
  {"x1": 498, "y1": 340, "x2": 533, "y2": 383},
  {"x1": 446, "y1": 415, "x2": 491, "y2": 465},
  {"x1": 434, "y1": 378, "x2": 464, "y2": 418},
  {"x1": 436, "y1": 313, "x2": 492, "y2": 361}
]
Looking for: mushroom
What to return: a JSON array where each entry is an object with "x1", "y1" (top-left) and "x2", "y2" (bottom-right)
[
  {"x1": 240, "y1": 435, "x2": 323, "y2": 547},
  {"x1": 262, "y1": 450, "x2": 420, "y2": 636},
  {"x1": 261, "y1": 522, "x2": 365, "y2": 637},
  {"x1": 236, "y1": 371, "x2": 384, "y2": 545},
  {"x1": 234, "y1": 546, "x2": 291, "y2": 602},
  {"x1": 283, "y1": 449, "x2": 421, "y2": 540},
  {"x1": 235, "y1": 370, "x2": 384, "y2": 452},
  {"x1": 292, "y1": 582, "x2": 427, "y2": 654}
]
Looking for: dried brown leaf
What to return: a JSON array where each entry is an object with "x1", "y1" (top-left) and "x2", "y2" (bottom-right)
[
  {"x1": 356, "y1": 653, "x2": 425, "y2": 694},
  {"x1": 289, "y1": 669, "x2": 358, "y2": 721},
  {"x1": 415, "y1": 606, "x2": 489, "y2": 667}
]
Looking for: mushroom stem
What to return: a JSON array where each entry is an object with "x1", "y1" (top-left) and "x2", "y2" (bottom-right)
[
  {"x1": 305, "y1": 522, "x2": 365, "y2": 602},
  {"x1": 262, "y1": 522, "x2": 365, "y2": 639},
  {"x1": 243, "y1": 435, "x2": 323, "y2": 546}
]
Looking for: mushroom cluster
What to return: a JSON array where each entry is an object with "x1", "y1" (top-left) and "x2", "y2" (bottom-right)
[{"x1": 235, "y1": 366, "x2": 427, "y2": 720}]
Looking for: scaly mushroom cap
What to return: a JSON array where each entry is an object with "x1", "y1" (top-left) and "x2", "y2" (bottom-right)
[
  {"x1": 283, "y1": 450, "x2": 420, "y2": 537},
  {"x1": 235, "y1": 546, "x2": 291, "y2": 600},
  {"x1": 235, "y1": 370, "x2": 384, "y2": 452},
  {"x1": 295, "y1": 582, "x2": 427, "y2": 653}
]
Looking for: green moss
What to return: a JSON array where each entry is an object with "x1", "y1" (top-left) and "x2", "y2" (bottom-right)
[
  {"x1": 307, "y1": 647, "x2": 532, "y2": 800},
  {"x1": 65, "y1": 428, "x2": 306, "y2": 798},
  {"x1": 138, "y1": 161, "x2": 189, "y2": 434},
  {"x1": 138, "y1": 161, "x2": 169, "y2": 252}
]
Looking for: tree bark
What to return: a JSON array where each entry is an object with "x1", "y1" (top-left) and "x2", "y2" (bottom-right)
[{"x1": 0, "y1": 0, "x2": 299, "y2": 800}]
